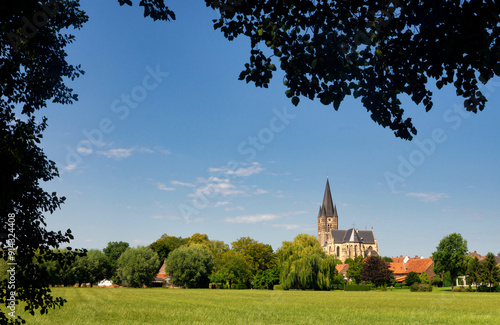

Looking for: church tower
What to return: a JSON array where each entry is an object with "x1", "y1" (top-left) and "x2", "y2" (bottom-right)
[{"x1": 317, "y1": 178, "x2": 338, "y2": 246}]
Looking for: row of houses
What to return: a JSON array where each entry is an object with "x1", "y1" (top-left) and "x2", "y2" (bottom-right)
[
  {"x1": 336, "y1": 255, "x2": 435, "y2": 284},
  {"x1": 335, "y1": 252, "x2": 494, "y2": 285}
]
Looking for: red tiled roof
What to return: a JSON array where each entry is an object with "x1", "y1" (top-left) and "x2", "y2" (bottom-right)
[
  {"x1": 406, "y1": 258, "x2": 433, "y2": 274},
  {"x1": 468, "y1": 251, "x2": 486, "y2": 261},
  {"x1": 388, "y1": 262, "x2": 406, "y2": 273},
  {"x1": 392, "y1": 257, "x2": 406, "y2": 263},
  {"x1": 336, "y1": 264, "x2": 349, "y2": 274},
  {"x1": 388, "y1": 258, "x2": 433, "y2": 276}
]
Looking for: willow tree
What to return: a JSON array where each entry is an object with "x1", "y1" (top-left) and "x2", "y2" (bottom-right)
[{"x1": 277, "y1": 234, "x2": 343, "y2": 290}]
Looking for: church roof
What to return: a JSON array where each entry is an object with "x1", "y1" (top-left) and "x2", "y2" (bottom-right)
[
  {"x1": 330, "y1": 229, "x2": 376, "y2": 244},
  {"x1": 322, "y1": 178, "x2": 335, "y2": 217},
  {"x1": 347, "y1": 228, "x2": 363, "y2": 243}
]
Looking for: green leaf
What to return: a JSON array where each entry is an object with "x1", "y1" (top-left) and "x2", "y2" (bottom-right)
[{"x1": 291, "y1": 96, "x2": 300, "y2": 106}]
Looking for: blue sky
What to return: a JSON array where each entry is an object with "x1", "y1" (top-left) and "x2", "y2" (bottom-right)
[{"x1": 41, "y1": 1, "x2": 500, "y2": 258}]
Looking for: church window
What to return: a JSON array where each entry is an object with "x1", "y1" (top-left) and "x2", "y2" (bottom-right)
[{"x1": 336, "y1": 246, "x2": 340, "y2": 256}]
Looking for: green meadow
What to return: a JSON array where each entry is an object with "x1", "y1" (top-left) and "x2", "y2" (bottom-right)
[{"x1": 11, "y1": 287, "x2": 500, "y2": 324}]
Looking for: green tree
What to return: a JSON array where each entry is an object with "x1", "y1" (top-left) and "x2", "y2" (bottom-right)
[
  {"x1": 208, "y1": 239, "x2": 230, "y2": 265},
  {"x1": 432, "y1": 233, "x2": 468, "y2": 290},
  {"x1": 381, "y1": 256, "x2": 394, "y2": 263},
  {"x1": 466, "y1": 257, "x2": 481, "y2": 289},
  {"x1": 187, "y1": 233, "x2": 210, "y2": 246},
  {"x1": 122, "y1": 0, "x2": 500, "y2": 140},
  {"x1": 0, "y1": 2, "x2": 88, "y2": 323},
  {"x1": 404, "y1": 271, "x2": 421, "y2": 286},
  {"x1": 72, "y1": 249, "x2": 110, "y2": 287},
  {"x1": 253, "y1": 267, "x2": 280, "y2": 290},
  {"x1": 277, "y1": 234, "x2": 341, "y2": 290},
  {"x1": 150, "y1": 235, "x2": 185, "y2": 261},
  {"x1": 103, "y1": 241, "x2": 129, "y2": 283},
  {"x1": 1, "y1": 1, "x2": 169, "y2": 321},
  {"x1": 361, "y1": 256, "x2": 393, "y2": 289},
  {"x1": 38, "y1": 249, "x2": 78, "y2": 287},
  {"x1": 480, "y1": 252, "x2": 500, "y2": 292},
  {"x1": 231, "y1": 237, "x2": 277, "y2": 273},
  {"x1": 207, "y1": 0, "x2": 500, "y2": 140},
  {"x1": 209, "y1": 250, "x2": 253, "y2": 288},
  {"x1": 166, "y1": 244, "x2": 214, "y2": 288},
  {"x1": 103, "y1": 241, "x2": 130, "y2": 262},
  {"x1": 419, "y1": 272, "x2": 429, "y2": 284},
  {"x1": 116, "y1": 246, "x2": 161, "y2": 288},
  {"x1": 346, "y1": 256, "x2": 364, "y2": 285}
]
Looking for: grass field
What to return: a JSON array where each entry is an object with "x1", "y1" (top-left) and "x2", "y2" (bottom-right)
[{"x1": 9, "y1": 287, "x2": 500, "y2": 324}]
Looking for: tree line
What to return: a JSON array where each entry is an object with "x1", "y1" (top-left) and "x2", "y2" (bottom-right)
[{"x1": 2, "y1": 231, "x2": 496, "y2": 292}]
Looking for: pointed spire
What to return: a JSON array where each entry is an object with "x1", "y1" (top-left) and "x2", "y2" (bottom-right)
[
  {"x1": 322, "y1": 178, "x2": 334, "y2": 217},
  {"x1": 333, "y1": 204, "x2": 338, "y2": 218},
  {"x1": 317, "y1": 206, "x2": 322, "y2": 218}
]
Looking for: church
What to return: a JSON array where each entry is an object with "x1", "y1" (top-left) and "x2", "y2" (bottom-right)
[{"x1": 317, "y1": 178, "x2": 379, "y2": 262}]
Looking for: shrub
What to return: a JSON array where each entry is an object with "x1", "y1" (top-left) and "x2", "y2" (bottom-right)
[
  {"x1": 380, "y1": 286, "x2": 387, "y2": 291},
  {"x1": 465, "y1": 287, "x2": 475, "y2": 292},
  {"x1": 273, "y1": 284, "x2": 282, "y2": 290},
  {"x1": 230, "y1": 283, "x2": 247, "y2": 289},
  {"x1": 431, "y1": 276, "x2": 443, "y2": 287},
  {"x1": 476, "y1": 285, "x2": 489, "y2": 292},
  {"x1": 418, "y1": 284, "x2": 432, "y2": 292},
  {"x1": 405, "y1": 272, "x2": 421, "y2": 286},
  {"x1": 452, "y1": 286, "x2": 464, "y2": 292},
  {"x1": 476, "y1": 285, "x2": 500, "y2": 292},
  {"x1": 410, "y1": 283, "x2": 419, "y2": 292},
  {"x1": 402, "y1": 285, "x2": 409, "y2": 289},
  {"x1": 394, "y1": 283, "x2": 402, "y2": 289},
  {"x1": 344, "y1": 284, "x2": 372, "y2": 291},
  {"x1": 410, "y1": 283, "x2": 432, "y2": 292}
]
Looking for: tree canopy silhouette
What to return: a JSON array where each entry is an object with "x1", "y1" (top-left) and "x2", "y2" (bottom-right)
[{"x1": 123, "y1": 0, "x2": 500, "y2": 140}]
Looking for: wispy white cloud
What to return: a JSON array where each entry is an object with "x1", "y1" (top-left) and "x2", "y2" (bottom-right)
[
  {"x1": 171, "y1": 180, "x2": 196, "y2": 187},
  {"x1": 208, "y1": 162, "x2": 264, "y2": 177},
  {"x1": 190, "y1": 177, "x2": 244, "y2": 197},
  {"x1": 281, "y1": 210, "x2": 308, "y2": 217},
  {"x1": 138, "y1": 147, "x2": 154, "y2": 153},
  {"x1": 406, "y1": 192, "x2": 450, "y2": 202},
  {"x1": 157, "y1": 182, "x2": 175, "y2": 191},
  {"x1": 65, "y1": 164, "x2": 77, "y2": 171},
  {"x1": 77, "y1": 146, "x2": 93, "y2": 154},
  {"x1": 149, "y1": 215, "x2": 181, "y2": 220},
  {"x1": 225, "y1": 214, "x2": 280, "y2": 223},
  {"x1": 212, "y1": 201, "x2": 229, "y2": 208},
  {"x1": 254, "y1": 188, "x2": 269, "y2": 195},
  {"x1": 225, "y1": 205, "x2": 244, "y2": 211},
  {"x1": 97, "y1": 147, "x2": 135, "y2": 160},
  {"x1": 272, "y1": 224, "x2": 300, "y2": 230},
  {"x1": 156, "y1": 147, "x2": 171, "y2": 155}
]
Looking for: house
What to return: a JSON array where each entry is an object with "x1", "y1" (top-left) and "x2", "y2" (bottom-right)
[
  {"x1": 468, "y1": 251, "x2": 486, "y2": 261},
  {"x1": 153, "y1": 261, "x2": 170, "y2": 287},
  {"x1": 335, "y1": 264, "x2": 350, "y2": 280},
  {"x1": 388, "y1": 256, "x2": 434, "y2": 283}
]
